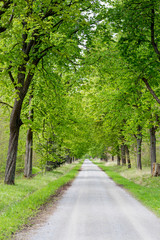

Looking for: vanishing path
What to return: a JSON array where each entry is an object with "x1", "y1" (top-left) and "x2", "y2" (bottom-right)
[{"x1": 17, "y1": 160, "x2": 160, "y2": 240}]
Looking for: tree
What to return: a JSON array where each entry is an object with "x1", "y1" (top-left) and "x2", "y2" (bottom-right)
[
  {"x1": 108, "y1": 0, "x2": 160, "y2": 103},
  {"x1": 125, "y1": 145, "x2": 131, "y2": 169},
  {"x1": 24, "y1": 90, "x2": 33, "y2": 178},
  {"x1": 102, "y1": 0, "x2": 160, "y2": 170},
  {"x1": 1, "y1": 0, "x2": 106, "y2": 184}
]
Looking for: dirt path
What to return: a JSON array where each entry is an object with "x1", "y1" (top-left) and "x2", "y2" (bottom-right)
[{"x1": 14, "y1": 159, "x2": 160, "y2": 240}]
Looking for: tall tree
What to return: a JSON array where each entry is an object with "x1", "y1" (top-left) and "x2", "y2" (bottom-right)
[
  {"x1": 109, "y1": 0, "x2": 160, "y2": 103},
  {"x1": 1, "y1": 0, "x2": 105, "y2": 184},
  {"x1": 24, "y1": 91, "x2": 33, "y2": 178}
]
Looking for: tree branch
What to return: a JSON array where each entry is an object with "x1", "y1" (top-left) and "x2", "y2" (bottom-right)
[
  {"x1": 142, "y1": 77, "x2": 160, "y2": 104},
  {"x1": 151, "y1": 7, "x2": 160, "y2": 58},
  {"x1": 8, "y1": 67, "x2": 17, "y2": 89},
  {"x1": 0, "y1": 1, "x2": 14, "y2": 33},
  {"x1": 52, "y1": 19, "x2": 63, "y2": 30},
  {"x1": 0, "y1": 26, "x2": 7, "y2": 32},
  {"x1": 0, "y1": 1, "x2": 12, "y2": 16},
  {"x1": 0, "y1": 100, "x2": 13, "y2": 108},
  {"x1": 25, "y1": 39, "x2": 35, "y2": 56},
  {"x1": 36, "y1": 45, "x2": 54, "y2": 62},
  {"x1": 23, "y1": 69, "x2": 34, "y2": 96}
]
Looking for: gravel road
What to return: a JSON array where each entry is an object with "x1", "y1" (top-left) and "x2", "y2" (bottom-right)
[{"x1": 16, "y1": 159, "x2": 160, "y2": 240}]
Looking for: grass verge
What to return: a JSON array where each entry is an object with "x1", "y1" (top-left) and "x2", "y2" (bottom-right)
[
  {"x1": 0, "y1": 161, "x2": 83, "y2": 239},
  {"x1": 94, "y1": 161, "x2": 160, "y2": 217}
]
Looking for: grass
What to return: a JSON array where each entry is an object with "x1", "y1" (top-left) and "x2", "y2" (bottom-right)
[
  {"x1": 94, "y1": 160, "x2": 160, "y2": 217},
  {"x1": 0, "y1": 161, "x2": 83, "y2": 240}
]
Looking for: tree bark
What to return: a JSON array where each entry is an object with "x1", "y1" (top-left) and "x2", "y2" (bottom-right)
[
  {"x1": 24, "y1": 94, "x2": 33, "y2": 178},
  {"x1": 24, "y1": 128, "x2": 33, "y2": 178},
  {"x1": 112, "y1": 156, "x2": 114, "y2": 161},
  {"x1": 136, "y1": 126, "x2": 142, "y2": 170},
  {"x1": 142, "y1": 78, "x2": 160, "y2": 105},
  {"x1": 4, "y1": 69, "x2": 35, "y2": 184},
  {"x1": 150, "y1": 126, "x2": 156, "y2": 173},
  {"x1": 117, "y1": 154, "x2": 120, "y2": 165},
  {"x1": 125, "y1": 145, "x2": 131, "y2": 169},
  {"x1": 67, "y1": 156, "x2": 72, "y2": 164},
  {"x1": 116, "y1": 146, "x2": 120, "y2": 165},
  {"x1": 121, "y1": 144, "x2": 126, "y2": 165},
  {"x1": 4, "y1": 99, "x2": 23, "y2": 184}
]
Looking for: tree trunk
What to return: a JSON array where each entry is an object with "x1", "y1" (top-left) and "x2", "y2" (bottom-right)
[
  {"x1": 150, "y1": 126, "x2": 156, "y2": 173},
  {"x1": 4, "y1": 21, "x2": 42, "y2": 184},
  {"x1": 117, "y1": 154, "x2": 120, "y2": 165},
  {"x1": 4, "y1": 99, "x2": 23, "y2": 184},
  {"x1": 112, "y1": 156, "x2": 114, "y2": 161},
  {"x1": 70, "y1": 157, "x2": 72, "y2": 164},
  {"x1": 67, "y1": 157, "x2": 72, "y2": 164},
  {"x1": 125, "y1": 145, "x2": 131, "y2": 169},
  {"x1": 121, "y1": 144, "x2": 126, "y2": 165},
  {"x1": 24, "y1": 94, "x2": 33, "y2": 178},
  {"x1": 4, "y1": 70, "x2": 34, "y2": 184},
  {"x1": 136, "y1": 126, "x2": 142, "y2": 170},
  {"x1": 137, "y1": 138, "x2": 142, "y2": 170},
  {"x1": 24, "y1": 127, "x2": 33, "y2": 178},
  {"x1": 116, "y1": 146, "x2": 120, "y2": 165}
]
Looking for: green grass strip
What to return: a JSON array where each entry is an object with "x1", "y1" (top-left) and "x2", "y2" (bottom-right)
[
  {"x1": 94, "y1": 161, "x2": 160, "y2": 217},
  {"x1": 0, "y1": 161, "x2": 83, "y2": 239}
]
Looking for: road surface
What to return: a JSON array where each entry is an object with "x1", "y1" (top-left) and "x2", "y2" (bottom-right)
[{"x1": 16, "y1": 159, "x2": 160, "y2": 240}]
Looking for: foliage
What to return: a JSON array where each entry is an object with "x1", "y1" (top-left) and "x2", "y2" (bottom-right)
[{"x1": 0, "y1": 0, "x2": 160, "y2": 179}]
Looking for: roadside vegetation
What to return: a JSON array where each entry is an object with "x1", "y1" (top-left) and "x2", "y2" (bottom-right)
[
  {"x1": 94, "y1": 159, "x2": 160, "y2": 217},
  {"x1": 0, "y1": 160, "x2": 83, "y2": 240}
]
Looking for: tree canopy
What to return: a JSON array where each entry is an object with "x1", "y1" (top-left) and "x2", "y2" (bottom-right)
[{"x1": 0, "y1": 0, "x2": 160, "y2": 184}]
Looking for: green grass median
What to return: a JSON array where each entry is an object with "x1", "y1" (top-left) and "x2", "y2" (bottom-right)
[{"x1": 0, "y1": 161, "x2": 83, "y2": 239}]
